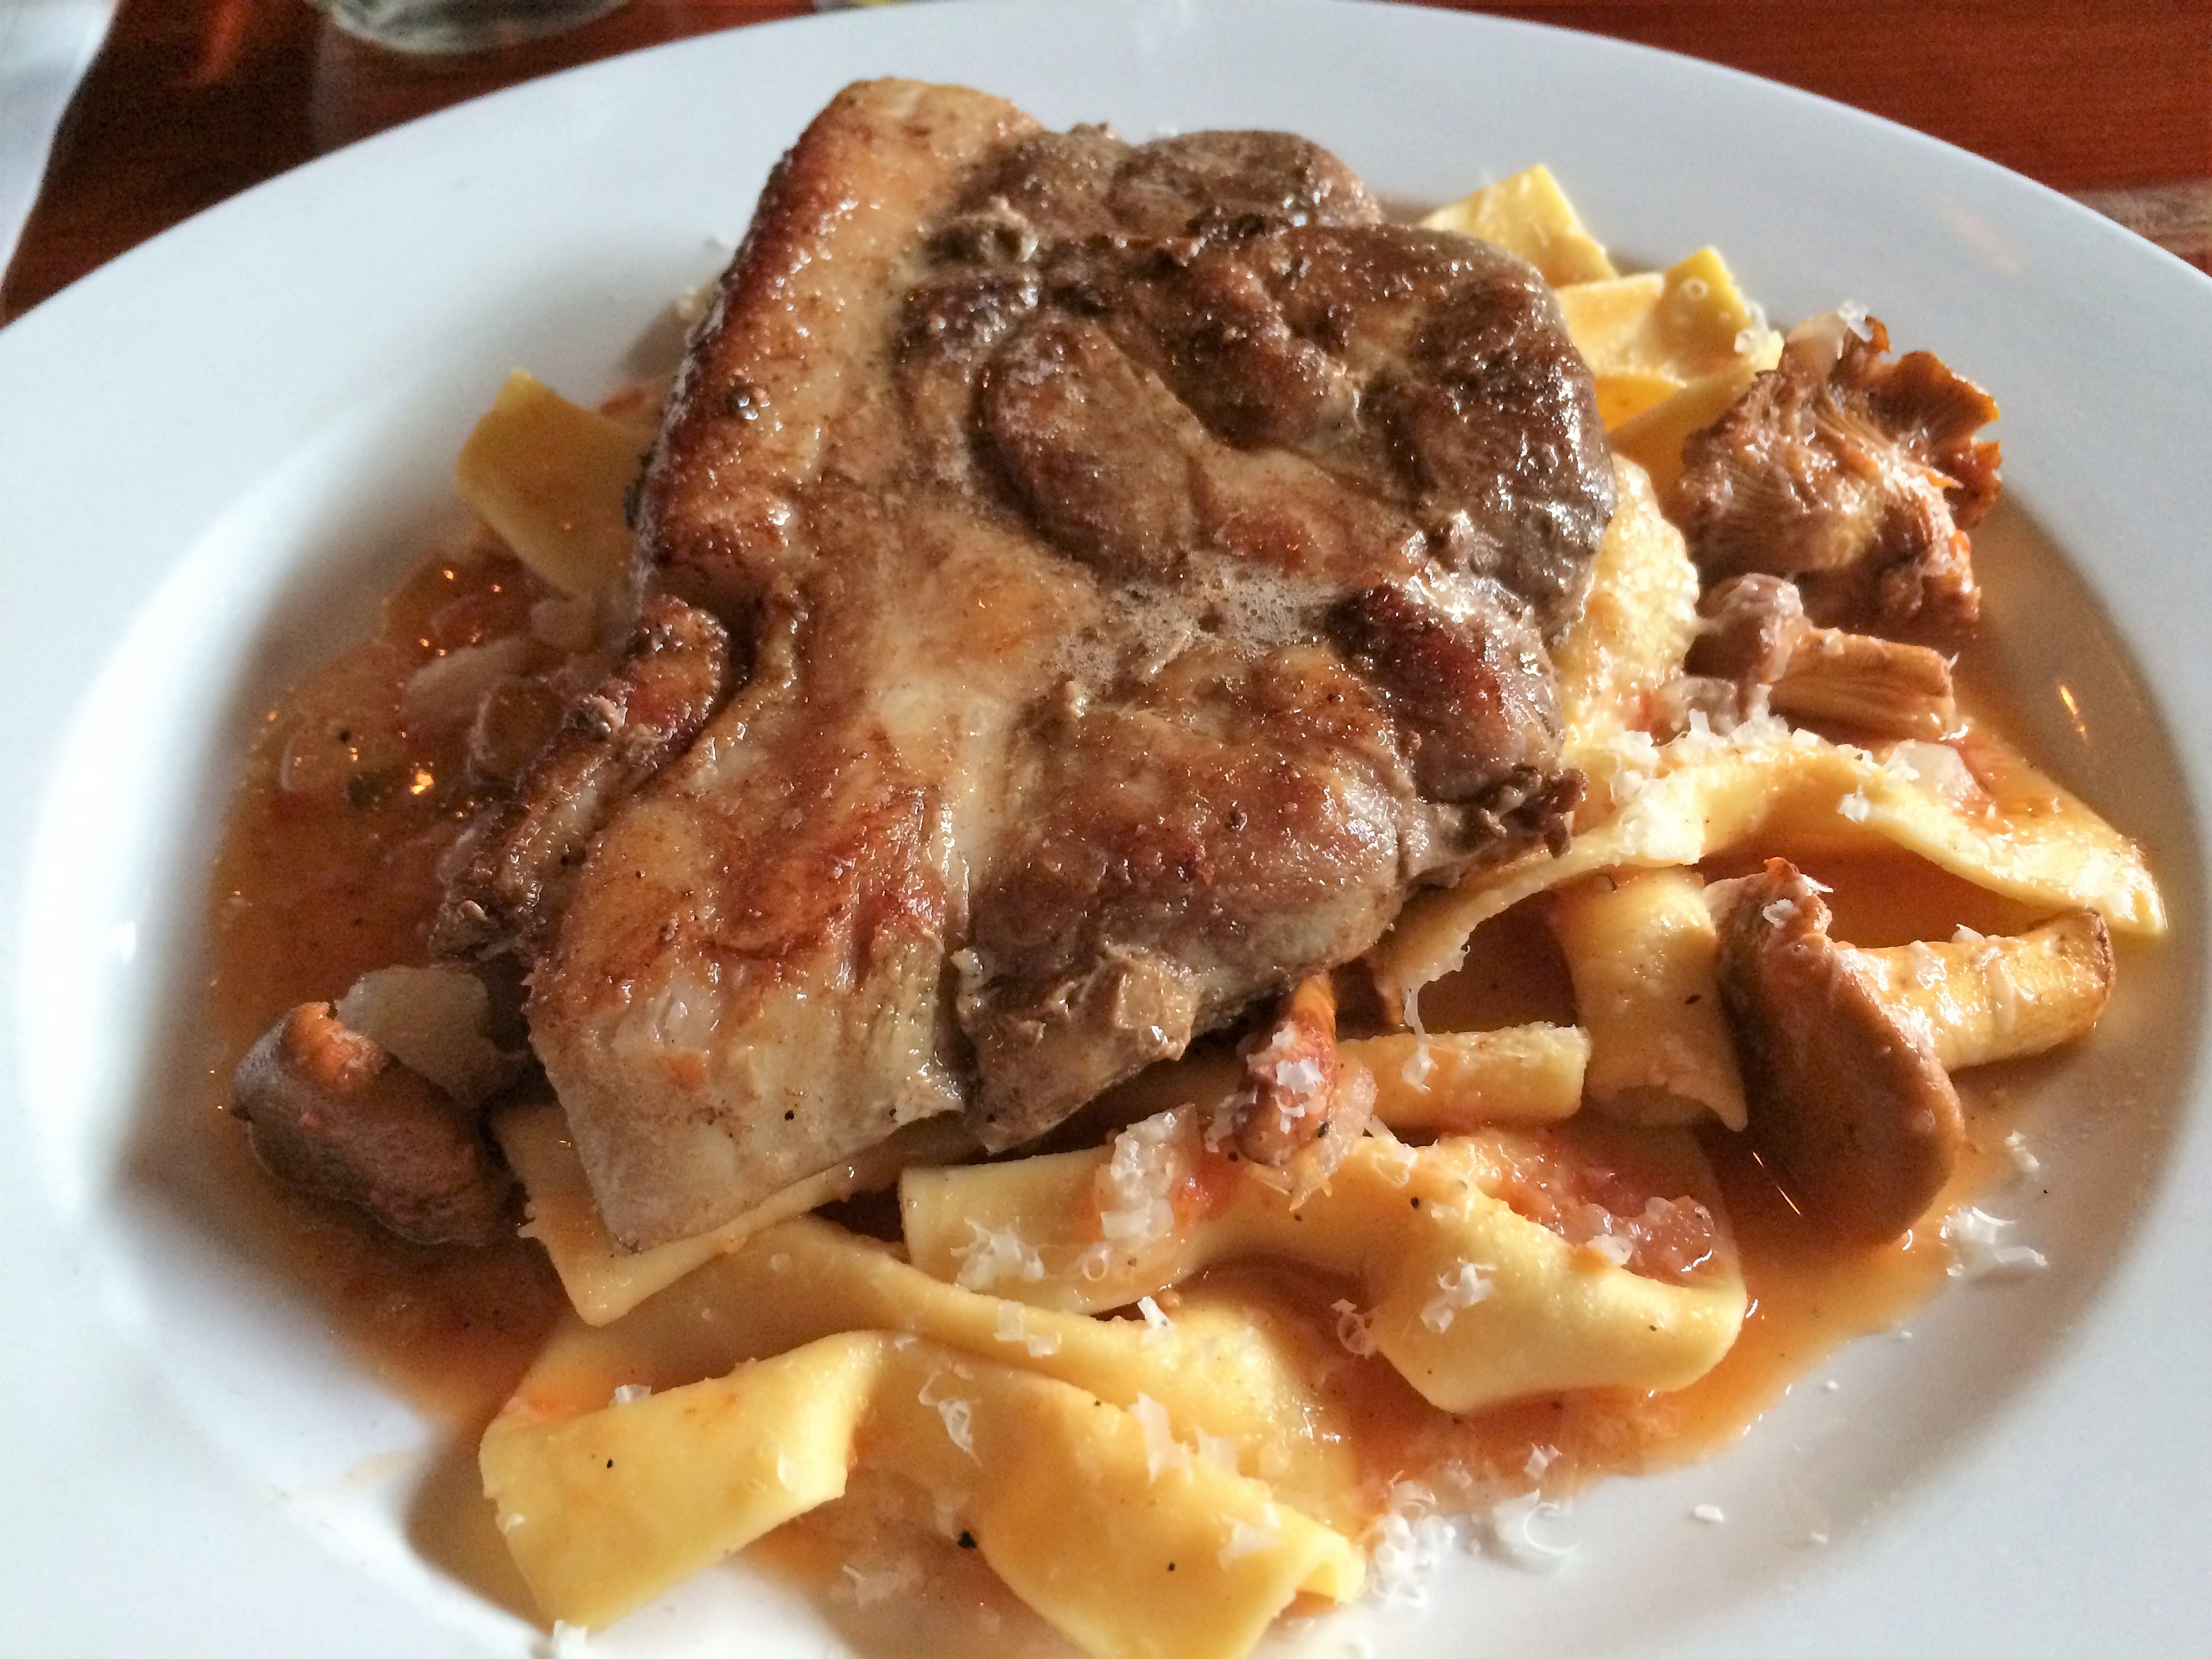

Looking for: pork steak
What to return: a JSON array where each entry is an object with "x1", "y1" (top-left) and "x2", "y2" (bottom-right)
[{"x1": 527, "y1": 79, "x2": 1613, "y2": 1248}]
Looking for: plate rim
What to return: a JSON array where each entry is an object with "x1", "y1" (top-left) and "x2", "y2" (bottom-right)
[{"x1": 1, "y1": 4, "x2": 2207, "y2": 1656}]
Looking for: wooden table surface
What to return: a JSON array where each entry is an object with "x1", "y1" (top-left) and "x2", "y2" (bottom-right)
[{"x1": 4, "y1": 0, "x2": 2208, "y2": 323}]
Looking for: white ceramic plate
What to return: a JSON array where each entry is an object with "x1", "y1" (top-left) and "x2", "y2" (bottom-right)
[{"x1": 1, "y1": 3, "x2": 2205, "y2": 1654}]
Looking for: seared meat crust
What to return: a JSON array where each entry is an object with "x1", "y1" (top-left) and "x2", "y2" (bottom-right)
[
  {"x1": 433, "y1": 594, "x2": 732, "y2": 963},
  {"x1": 541, "y1": 81, "x2": 1614, "y2": 1247}
]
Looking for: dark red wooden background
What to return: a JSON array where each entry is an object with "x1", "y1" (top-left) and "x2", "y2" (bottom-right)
[{"x1": 5, "y1": 0, "x2": 2207, "y2": 323}]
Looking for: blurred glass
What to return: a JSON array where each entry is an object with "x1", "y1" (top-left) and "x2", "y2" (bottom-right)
[{"x1": 305, "y1": 0, "x2": 635, "y2": 54}]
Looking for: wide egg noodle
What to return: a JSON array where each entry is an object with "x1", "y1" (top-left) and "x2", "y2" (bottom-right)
[
  {"x1": 901, "y1": 1127, "x2": 1746, "y2": 1413},
  {"x1": 1348, "y1": 1023, "x2": 1591, "y2": 1130},
  {"x1": 1553, "y1": 246, "x2": 1783, "y2": 428},
  {"x1": 453, "y1": 369, "x2": 644, "y2": 597},
  {"x1": 470, "y1": 165, "x2": 2158, "y2": 1658},
  {"x1": 1419, "y1": 162, "x2": 1618, "y2": 286},
  {"x1": 1547, "y1": 868, "x2": 1747, "y2": 1130},
  {"x1": 501, "y1": 1022, "x2": 1594, "y2": 1330},
  {"x1": 487, "y1": 1213, "x2": 1367, "y2": 1534},
  {"x1": 1372, "y1": 722, "x2": 2167, "y2": 1002},
  {"x1": 1603, "y1": 353, "x2": 1771, "y2": 502},
  {"x1": 482, "y1": 1330, "x2": 1363, "y2": 1654},
  {"x1": 495, "y1": 1100, "x2": 971, "y2": 1326}
]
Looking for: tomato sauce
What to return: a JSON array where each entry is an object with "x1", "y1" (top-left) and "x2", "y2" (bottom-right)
[{"x1": 196, "y1": 532, "x2": 2067, "y2": 1635}]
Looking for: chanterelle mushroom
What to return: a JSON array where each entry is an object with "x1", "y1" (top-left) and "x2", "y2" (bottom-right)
[
  {"x1": 1715, "y1": 861, "x2": 2116, "y2": 1242},
  {"x1": 1663, "y1": 572, "x2": 1959, "y2": 739},
  {"x1": 1857, "y1": 914, "x2": 2113, "y2": 1071},
  {"x1": 1716, "y1": 860, "x2": 1965, "y2": 1242},
  {"x1": 1675, "y1": 312, "x2": 2001, "y2": 633},
  {"x1": 230, "y1": 1002, "x2": 516, "y2": 1248}
]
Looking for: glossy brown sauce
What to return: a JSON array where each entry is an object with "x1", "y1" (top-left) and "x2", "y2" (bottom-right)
[{"x1": 199, "y1": 525, "x2": 2080, "y2": 1640}]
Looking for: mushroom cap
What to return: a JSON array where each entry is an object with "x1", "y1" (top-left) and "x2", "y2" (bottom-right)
[
  {"x1": 1716, "y1": 859, "x2": 1963, "y2": 1242},
  {"x1": 1676, "y1": 314, "x2": 2001, "y2": 633},
  {"x1": 1685, "y1": 572, "x2": 1809, "y2": 685}
]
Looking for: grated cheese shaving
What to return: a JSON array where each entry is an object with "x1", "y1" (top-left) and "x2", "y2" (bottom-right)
[
  {"x1": 1332, "y1": 1298, "x2": 1378, "y2": 1357},
  {"x1": 1691, "y1": 1503, "x2": 1726, "y2": 1525},
  {"x1": 1130, "y1": 1393, "x2": 1191, "y2": 1481},
  {"x1": 1398, "y1": 988, "x2": 1435, "y2": 1088},
  {"x1": 1367, "y1": 1129, "x2": 1418, "y2": 1189},
  {"x1": 1981, "y1": 943, "x2": 2028, "y2": 1040},
  {"x1": 2005, "y1": 1130, "x2": 2044, "y2": 1182},
  {"x1": 1195, "y1": 1430, "x2": 1241, "y2": 1475},
  {"x1": 1267, "y1": 1054, "x2": 1328, "y2": 1115},
  {"x1": 1881, "y1": 739, "x2": 1977, "y2": 804},
  {"x1": 1942, "y1": 1206, "x2": 2048, "y2": 1279},
  {"x1": 1837, "y1": 790, "x2": 1872, "y2": 823},
  {"x1": 1368, "y1": 1482, "x2": 1452, "y2": 1605},
  {"x1": 1486, "y1": 1490, "x2": 1576, "y2": 1573},
  {"x1": 1220, "y1": 1511, "x2": 1282, "y2": 1566},
  {"x1": 1420, "y1": 1261, "x2": 1495, "y2": 1332},
  {"x1": 951, "y1": 1220, "x2": 1046, "y2": 1292},
  {"x1": 935, "y1": 1397, "x2": 978, "y2": 1460},
  {"x1": 841, "y1": 1556, "x2": 924, "y2": 1607},
  {"x1": 609, "y1": 1383, "x2": 651, "y2": 1406},
  {"x1": 1204, "y1": 1090, "x2": 1244, "y2": 1151},
  {"x1": 1582, "y1": 1233, "x2": 1635, "y2": 1269},
  {"x1": 1095, "y1": 1110, "x2": 1190, "y2": 1256}
]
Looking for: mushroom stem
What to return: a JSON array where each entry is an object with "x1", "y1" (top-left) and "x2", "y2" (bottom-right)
[
  {"x1": 1769, "y1": 626, "x2": 1957, "y2": 739},
  {"x1": 1684, "y1": 572, "x2": 1957, "y2": 739},
  {"x1": 1858, "y1": 913, "x2": 2114, "y2": 1071}
]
